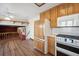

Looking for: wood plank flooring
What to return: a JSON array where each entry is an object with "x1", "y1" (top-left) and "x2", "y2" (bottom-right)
[{"x1": 0, "y1": 36, "x2": 51, "y2": 56}]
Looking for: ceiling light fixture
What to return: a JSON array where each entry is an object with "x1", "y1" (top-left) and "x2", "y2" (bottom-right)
[{"x1": 34, "y1": 3, "x2": 45, "y2": 7}]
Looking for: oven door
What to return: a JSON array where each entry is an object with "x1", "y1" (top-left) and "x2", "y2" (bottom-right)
[{"x1": 57, "y1": 43, "x2": 79, "y2": 56}]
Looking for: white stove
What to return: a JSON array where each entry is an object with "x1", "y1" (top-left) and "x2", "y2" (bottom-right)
[{"x1": 56, "y1": 34, "x2": 79, "y2": 56}]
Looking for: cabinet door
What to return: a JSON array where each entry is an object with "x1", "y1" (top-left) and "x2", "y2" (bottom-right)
[
  {"x1": 50, "y1": 7, "x2": 58, "y2": 28},
  {"x1": 57, "y1": 4, "x2": 68, "y2": 17},
  {"x1": 40, "y1": 12, "x2": 45, "y2": 23},
  {"x1": 67, "y1": 3, "x2": 74, "y2": 15},
  {"x1": 44, "y1": 10, "x2": 51, "y2": 21},
  {"x1": 34, "y1": 37, "x2": 44, "y2": 53},
  {"x1": 48, "y1": 36, "x2": 55, "y2": 55},
  {"x1": 74, "y1": 3, "x2": 79, "y2": 14},
  {"x1": 34, "y1": 21, "x2": 44, "y2": 39}
]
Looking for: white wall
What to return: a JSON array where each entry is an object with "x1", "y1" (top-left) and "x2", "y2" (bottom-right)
[
  {"x1": 26, "y1": 20, "x2": 34, "y2": 39},
  {"x1": 52, "y1": 27, "x2": 79, "y2": 36}
]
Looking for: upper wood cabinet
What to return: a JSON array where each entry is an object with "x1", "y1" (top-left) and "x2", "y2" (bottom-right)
[
  {"x1": 40, "y1": 3, "x2": 79, "y2": 28},
  {"x1": 57, "y1": 4, "x2": 68, "y2": 17},
  {"x1": 44, "y1": 10, "x2": 51, "y2": 21},
  {"x1": 40, "y1": 10, "x2": 51, "y2": 23},
  {"x1": 67, "y1": 3, "x2": 74, "y2": 15},
  {"x1": 40, "y1": 12, "x2": 45, "y2": 23},
  {"x1": 74, "y1": 3, "x2": 79, "y2": 14},
  {"x1": 50, "y1": 7, "x2": 58, "y2": 28},
  {"x1": 57, "y1": 3, "x2": 77, "y2": 17}
]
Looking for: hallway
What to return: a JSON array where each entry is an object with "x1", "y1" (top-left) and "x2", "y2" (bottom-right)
[{"x1": 0, "y1": 36, "x2": 51, "y2": 56}]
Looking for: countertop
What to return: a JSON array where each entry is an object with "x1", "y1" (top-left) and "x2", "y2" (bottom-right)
[{"x1": 56, "y1": 34, "x2": 79, "y2": 40}]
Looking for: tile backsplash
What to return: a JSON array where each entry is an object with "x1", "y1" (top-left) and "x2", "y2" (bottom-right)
[{"x1": 52, "y1": 27, "x2": 79, "y2": 36}]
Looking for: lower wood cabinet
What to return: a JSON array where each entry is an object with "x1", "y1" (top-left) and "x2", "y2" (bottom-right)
[
  {"x1": 34, "y1": 36, "x2": 56, "y2": 55},
  {"x1": 48, "y1": 36, "x2": 56, "y2": 55},
  {"x1": 34, "y1": 37, "x2": 44, "y2": 53}
]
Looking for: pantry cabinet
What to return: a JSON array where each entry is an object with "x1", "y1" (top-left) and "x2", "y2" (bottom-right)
[
  {"x1": 34, "y1": 37, "x2": 44, "y2": 53},
  {"x1": 34, "y1": 21, "x2": 44, "y2": 39},
  {"x1": 34, "y1": 21, "x2": 45, "y2": 53}
]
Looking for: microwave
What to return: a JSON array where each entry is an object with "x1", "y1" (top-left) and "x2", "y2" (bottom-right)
[{"x1": 57, "y1": 14, "x2": 79, "y2": 27}]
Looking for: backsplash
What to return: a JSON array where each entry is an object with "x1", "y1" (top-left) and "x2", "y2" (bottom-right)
[{"x1": 52, "y1": 27, "x2": 79, "y2": 36}]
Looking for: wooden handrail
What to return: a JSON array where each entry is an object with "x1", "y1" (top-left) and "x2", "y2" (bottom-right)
[{"x1": 0, "y1": 32, "x2": 18, "y2": 34}]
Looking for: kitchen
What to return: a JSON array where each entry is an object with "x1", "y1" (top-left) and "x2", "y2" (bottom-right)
[
  {"x1": 0, "y1": 3, "x2": 79, "y2": 56},
  {"x1": 34, "y1": 3, "x2": 79, "y2": 56}
]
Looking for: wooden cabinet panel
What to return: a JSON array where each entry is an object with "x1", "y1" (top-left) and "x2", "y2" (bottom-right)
[
  {"x1": 57, "y1": 4, "x2": 68, "y2": 17},
  {"x1": 44, "y1": 10, "x2": 51, "y2": 21},
  {"x1": 40, "y1": 10, "x2": 51, "y2": 23},
  {"x1": 34, "y1": 21, "x2": 44, "y2": 39},
  {"x1": 50, "y1": 7, "x2": 58, "y2": 28},
  {"x1": 48, "y1": 36, "x2": 55, "y2": 55},
  {"x1": 57, "y1": 3, "x2": 79, "y2": 16},
  {"x1": 67, "y1": 3, "x2": 74, "y2": 15},
  {"x1": 74, "y1": 3, "x2": 79, "y2": 14},
  {"x1": 40, "y1": 12, "x2": 45, "y2": 23},
  {"x1": 34, "y1": 37, "x2": 44, "y2": 53},
  {"x1": 36, "y1": 40, "x2": 44, "y2": 52}
]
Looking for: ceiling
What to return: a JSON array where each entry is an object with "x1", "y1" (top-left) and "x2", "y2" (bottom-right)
[{"x1": 0, "y1": 3, "x2": 60, "y2": 20}]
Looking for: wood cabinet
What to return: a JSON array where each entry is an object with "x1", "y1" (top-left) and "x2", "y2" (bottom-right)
[
  {"x1": 67, "y1": 3, "x2": 74, "y2": 15},
  {"x1": 34, "y1": 21, "x2": 44, "y2": 53},
  {"x1": 48, "y1": 36, "x2": 55, "y2": 55},
  {"x1": 44, "y1": 10, "x2": 51, "y2": 21},
  {"x1": 40, "y1": 3, "x2": 79, "y2": 28},
  {"x1": 74, "y1": 3, "x2": 79, "y2": 14},
  {"x1": 50, "y1": 7, "x2": 58, "y2": 28},
  {"x1": 34, "y1": 21, "x2": 44, "y2": 39},
  {"x1": 57, "y1": 4, "x2": 68, "y2": 17},
  {"x1": 40, "y1": 10, "x2": 51, "y2": 23},
  {"x1": 34, "y1": 37, "x2": 44, "y2": 53},
  {"x1": 40, "y1": 12, "x2": 45, "y2": 23},
  {"x1": 50, "y1": 3, "x2": 79, "y2": 28},
  {"x1": 57, "y1": 3, "x2": 78, "y2": 16}
]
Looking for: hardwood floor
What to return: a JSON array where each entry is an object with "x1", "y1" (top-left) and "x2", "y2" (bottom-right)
[{"x1": 0, "y1": 36, "x2": 51, "y2": 56}]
